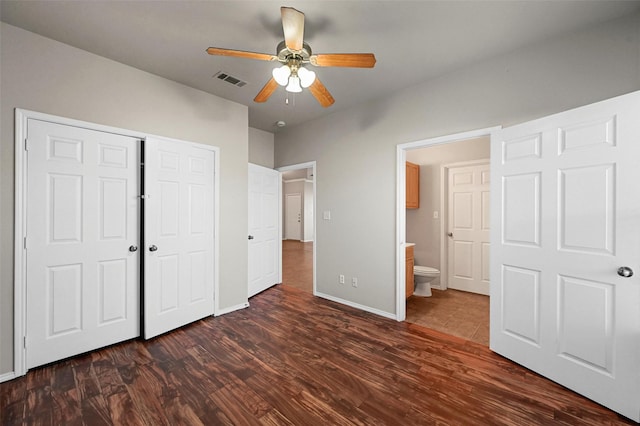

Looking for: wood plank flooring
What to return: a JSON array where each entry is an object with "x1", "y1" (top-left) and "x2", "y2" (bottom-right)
[
  {"x1": 282, "y1": 240, "x2": 313, "y2": 293},
  {"x1": 1, "y1": 285, "x2": 634, "y2": 425}
]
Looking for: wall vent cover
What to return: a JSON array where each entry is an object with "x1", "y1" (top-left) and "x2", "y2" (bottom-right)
[{"x1": 213, "y1": 71, "x2": 247, "y2": 87}]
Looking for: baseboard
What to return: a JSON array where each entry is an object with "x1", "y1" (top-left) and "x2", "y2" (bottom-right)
[
  {"x1": 314, "y1": 292, "x2": 397, "y2": 320},
  {"x1": 0, "y1": 371, "x2": 17, "y2": 383},
  {"x1": 215, "y1": 301, "x2": 250, "y2": 316}
]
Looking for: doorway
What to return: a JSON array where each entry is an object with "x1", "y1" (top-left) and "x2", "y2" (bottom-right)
[
  {"x1": 403, "y1": 136, "x2": 491, "y2": 345},
  {"x1": 278, "y1": 162, "x2": 316, "y2": 295},
  {"x1": 395, "y1": 127, "x2": 497, "y2": 321}
]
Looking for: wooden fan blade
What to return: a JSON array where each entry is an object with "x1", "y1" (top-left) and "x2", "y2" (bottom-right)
[
  {"x1": 308, "y1": 78, "x2": 335, "y2": 108},
  {"x1": 281, "y1": 7, "x2": 304, "y2": 51},
  {"x1": 254, "y1": 78, "x2": 279, "y2": 103},
  {"x1": 206, "y1": 47, "x2": 276, "y2": 62},
  {"x1": 310, "y1": 53, "x2": 377, "y2": 68}
]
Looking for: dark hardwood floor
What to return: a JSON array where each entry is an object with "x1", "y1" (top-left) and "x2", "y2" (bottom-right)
[
  {"x1": 1, "y1": 285, "x2": 634, "y2": 425},
  {"x1": 282, "y1": 240, "x2": 313, "y2": 293}
]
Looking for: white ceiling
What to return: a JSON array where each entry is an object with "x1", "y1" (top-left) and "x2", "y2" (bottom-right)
[{"x1": 2, "y1": 1, "x2": 639, "y2": 132}]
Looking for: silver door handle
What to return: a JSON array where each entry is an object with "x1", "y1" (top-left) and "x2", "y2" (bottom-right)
[
  {"x1": 149, "y1": 245, "x2": 158, "y2": 252},
  {"x1": 129, "y1": 245, "x2": 138, "y2": 252},
  {"x1": 617, "y1": 266, "x2": 633, "y2": 277},
  {"x1": 447, "y1": 232, "x2": 453, "y2": 237}
]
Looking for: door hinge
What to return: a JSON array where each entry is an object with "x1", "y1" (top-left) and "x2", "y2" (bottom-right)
[
  {"x1": 24, "y1": 138, "x2": 29, "y2": 151},
  {"x1": 23, "y1": 336, "x2": 27, "y2": 348},
  {"x1": 23, "y1": 237, "x2": 28, "y2": 250}
]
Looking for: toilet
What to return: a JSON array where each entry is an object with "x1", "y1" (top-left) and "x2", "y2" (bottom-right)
[{"x1": 413, "y1": 265, "x2": 440, "y2": 297}]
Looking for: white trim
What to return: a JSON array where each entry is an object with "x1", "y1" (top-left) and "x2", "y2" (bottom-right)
[
  {"x1": 276, "y1": 161, "x2": 317, "y2": 295},
  {"x1": 13, "y1": 108, "x2": 221, "y2": 378},
  {"x1": 215, "y1": 301, "x2": 250, "y2": 316},
  {"x1": 439, "y1": 159, "x2": 490, "y2": 291},
  {"x1": 395, "y1": 147, "x2": 407, "y2": 321},
  {"x1": 438, "y1": 165, "x2": 447, "y2": 290},
  {"x1": 315, "y1": 292, "x2": 396, "y2": 320},
  {"x1": 0, "y1": 372, "x2": 17, "y2": 384},
  {"x1": 13, "y1": 109, "x2": 28, "y2": 378},
  {"x1": 283, "y1": 178, "x2": 313, "y2": 183},
  {"x1": 396, "y1": 127, "x2": 500, "y2": 322},
  {"x1": 213, "y1": 146, "x2": 222, "y2": 316}
]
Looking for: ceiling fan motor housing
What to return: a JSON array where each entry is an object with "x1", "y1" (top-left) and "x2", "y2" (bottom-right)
[{"x1": 276, "y1": 40, "x2": 312, "y2": 63}]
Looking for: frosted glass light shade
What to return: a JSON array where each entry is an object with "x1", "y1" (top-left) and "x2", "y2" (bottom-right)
[
  {"x1": 286, "y1": 76, "x2": 302, "y2": 93},
  {"x1": 298, "y1": 67, "x2": 316, "y2": 88},
  {"x1": 272, "y1": 65, "x2": 291, "y2": 86}
]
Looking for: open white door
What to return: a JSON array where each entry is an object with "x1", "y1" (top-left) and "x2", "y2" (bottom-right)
[
  {"x1": 144, "y1": 137, "x2": 215, "y2": 339},
  {"x1": 25, "y1": 119, "x2": 140, "y2": 368},
  {"x1": 490, "y1": 91, "x2": 640, "y2": 421},
  {"x1": 248, "y1": 163, "x2": 280, "y2": 297}
]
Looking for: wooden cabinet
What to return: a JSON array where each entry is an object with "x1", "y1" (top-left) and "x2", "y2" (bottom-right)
[
  {"x1": 406, "y1": 162, "x2": 420, "y2": 209},
  {"x1": 405, "y1": 245, "x2": 414, "y2": 298}
]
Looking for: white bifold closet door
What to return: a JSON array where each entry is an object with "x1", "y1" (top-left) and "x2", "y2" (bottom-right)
[
  {"x1": 25, "y1": 119, "x2": 216, "y2": 369},
  {"x1": 143, "y1": 137, "x2": 215, "y2": 339},
  {"x1": 26, "y1": 119, "x2": 141, "y2": 368}
]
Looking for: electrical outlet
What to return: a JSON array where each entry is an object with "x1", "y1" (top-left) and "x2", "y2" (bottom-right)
[
  {"x1": 339, "y1": 274, "x2": 345, "y2": 284},
  {"x1": 352, "y1": 277, "x2": 358, "y2": 287}
]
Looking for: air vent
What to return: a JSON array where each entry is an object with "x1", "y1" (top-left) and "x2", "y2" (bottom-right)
[{"x1": 213, "y1": 71, "x2": 247, "y2": 87}]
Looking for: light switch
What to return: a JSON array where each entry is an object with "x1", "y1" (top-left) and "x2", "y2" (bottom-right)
[
  {"x1": 433, "y1": 211, "x2": 439, "y2": 219},
  {"x1": 323, "y1": 211, "x2": 331, "y2": 220}
]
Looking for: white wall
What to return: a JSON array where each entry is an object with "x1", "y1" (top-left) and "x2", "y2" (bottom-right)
[
  {"x1": 0, "y1": 24, "x2": 249, "y2": 375},
  {"x1": 248, "y1": 127, "x2": 274, "y2": 168},
  {"x1": 406, "y1": 137, "x2": 490, "y2": 287},
  {"x1": 274, "y1": 13, "x2": 640, "y2": 316},
  {"x1": 304, "y1": 181, "x2": 314, "y2": 242}
]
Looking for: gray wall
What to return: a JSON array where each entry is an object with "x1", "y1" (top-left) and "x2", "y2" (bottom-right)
[
  {"x1": 274, "y1": 13, "x2": 640, "y2": 316},
  {"x1": 406, "y1": 137, "x2": 490, "y2": 287},
  {"x1": 0, "y1": 24, "x2": 249, "y2": 375},
  {"x1": 248, "y1": 127, "x2": 274, "y2": 168}
]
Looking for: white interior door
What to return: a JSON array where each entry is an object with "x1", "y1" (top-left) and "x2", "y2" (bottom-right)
[
  {"x1": 26, "y1": 119, "x2": 140, "y2": 368},
  {"x1": 490, "y1": 91, "x2": 640, "y2": 421},
  {"x1": 285, "y1": 193, "x2": 302, "y2": 240},
  {"x1": 447, "y1": 163, "x2": 490, "y2": 295},
  {"x1": 248, "y1": 163, "x2": 280, "y2": 297},
  {"x1": 144, "y1": 137, "x2": 215, "y2": 339}
]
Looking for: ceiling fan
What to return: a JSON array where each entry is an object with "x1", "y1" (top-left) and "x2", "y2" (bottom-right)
[{"x1": 206, "y1": 6, "x2": 376, "y2": 107}]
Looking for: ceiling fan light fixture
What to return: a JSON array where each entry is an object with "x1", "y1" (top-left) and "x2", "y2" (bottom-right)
[
  {"x1": 286, "y1": 75, "x2": 303, "y2": 93},
  {"x1": 272, "y1": 65, "x2": 291, "y2": 86},
  {"x1": 298, "y1": 66, "x2": 316, "y2": 88}
]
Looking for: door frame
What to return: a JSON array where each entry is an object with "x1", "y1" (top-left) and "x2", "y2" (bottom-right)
[
  {"x1": 440, "y1": 159, "x2": 490, "y2": 292},
  {"x1": 276, "y1": 161, "x2": 317, "y2": 295},
  {"x1": 395, "y1": 126, "x2": 500, "y2": 321},
  {"x1": 12, "y1": 109, "x2": 220, "y2": 379}
]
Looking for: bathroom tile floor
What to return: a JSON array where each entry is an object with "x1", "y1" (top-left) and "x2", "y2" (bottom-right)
[{"x1": 406, "y1": 289, "x2": 490, "y2": 346}]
